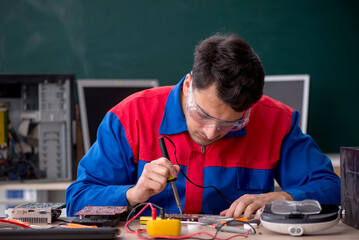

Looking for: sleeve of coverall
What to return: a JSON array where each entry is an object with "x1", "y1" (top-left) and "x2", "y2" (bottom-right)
[
  {"x1": 66, "y1": 112, "x2": 136, "y2": 216},
  {"x1": 274, "y1": 110, "x2": 341, "y2": 205}
]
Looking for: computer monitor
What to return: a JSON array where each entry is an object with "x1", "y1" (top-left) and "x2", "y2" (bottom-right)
[
  {"x1": 263, "y1": 75, "x2": 310, "y2": 133},
  {"x1": 77, "y1": 79, "x2": 159, "y2": 153}
]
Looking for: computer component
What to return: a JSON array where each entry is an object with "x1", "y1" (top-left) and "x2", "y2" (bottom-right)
[
  {"x1": 340, "y1": 147, "x2": 359, "y2": 230},
  {"x1": 75, "y1": 206, "x2": 128, "y2": 216},
  {"x1": 0, "y1": 102, "x2": 10, "y2": 161},
  {"x1": 5, "y1": 202, "x2": 65, "y2": 224},
  {"x1": 165, "y1": 213, "x2": 200, "y2": 222},
  {"x1": 0, "y1": 74, "x2": 75, "y2": 181},
  {"x1": 73, "y1": 206, "x2": 129, "y2": 227}
]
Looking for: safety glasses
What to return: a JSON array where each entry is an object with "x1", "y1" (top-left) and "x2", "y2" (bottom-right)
[{"x1": 186, "y1": 82, "x2": 250, "y2": 131}]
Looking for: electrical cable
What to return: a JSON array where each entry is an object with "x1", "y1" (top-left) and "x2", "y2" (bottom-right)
[
  {"x1": 214, "y1": 219, "x2": 256, "y2": 239},
  {"x1": 125, "y1": 203, "x2": 251, "y2": 240},
  {"x1": 163, "y1": 136, "x2": 233, "y2": 205},
  {"x1": 137, "y1": 230, "x2": 250, "y2": 240},
  {"x1": 0, "y1": 127, "x2": 41, "y2": 180},
  {"x1": 125, "y1": 202, "x2": 164, "y2": 232},
  {"x1": 0, "y1": 218, "x2": 32, "y2": 229}
]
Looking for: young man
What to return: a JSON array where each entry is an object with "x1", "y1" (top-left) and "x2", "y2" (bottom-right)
[{"x1": 66, "y1": 33, "x2": 340, "y2": 218}]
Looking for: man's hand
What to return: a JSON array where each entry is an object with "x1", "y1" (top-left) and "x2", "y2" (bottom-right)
[
  {"x1": 220, "y1": 191, "x2": 293, "y2": 219},
  {"x1": 126, "y1": 157, "x2": 180, "y2": 207}
]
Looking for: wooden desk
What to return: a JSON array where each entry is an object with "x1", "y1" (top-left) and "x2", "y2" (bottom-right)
[{"x1": 120, "y1": 220, "x2": 358, "y2": 240}]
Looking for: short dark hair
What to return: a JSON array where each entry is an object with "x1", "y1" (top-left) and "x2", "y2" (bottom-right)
[{"x1": 192, "y1": 33, "x2": 265, "y2": 112}]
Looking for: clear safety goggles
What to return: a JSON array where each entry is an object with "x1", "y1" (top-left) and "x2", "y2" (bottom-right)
[{"x1": 186, "y1": 82, "x2": 251, "y2": 132}]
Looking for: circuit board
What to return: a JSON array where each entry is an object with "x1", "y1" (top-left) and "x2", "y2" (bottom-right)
[
  {"x1": 15, "y1": 202, "x2": 65, "y2": 210},
  {"x1": 165, "y1": 213, "x2": 235, "y2": 225},
  {"x1": 73, "y1": 206, "x2": 129, "y2": 227},
  {"x1": 5, "y1": 202, "x2": 66, "y2": 224},
  {"x1": 165, "y1": 213, "x2": 201, "y2": 221},
  {"x1": 75, "y1": 206, "x2": 128, "y2": 216}
]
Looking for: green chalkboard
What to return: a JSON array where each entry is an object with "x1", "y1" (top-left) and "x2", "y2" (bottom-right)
[{"x1": 0, "y1": 0, "x2": 358, "y2": 153}]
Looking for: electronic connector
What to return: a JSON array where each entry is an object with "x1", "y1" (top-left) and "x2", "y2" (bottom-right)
[{"x1": 5, "y1": 202, "x2": 65, "y2": 224}]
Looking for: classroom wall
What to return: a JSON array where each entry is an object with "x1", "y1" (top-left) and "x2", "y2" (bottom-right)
[{"x1": 0, "y1": 0, "x2": 358, "y2": 153}]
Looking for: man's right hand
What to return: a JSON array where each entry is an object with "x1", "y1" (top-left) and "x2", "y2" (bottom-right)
[{"x1": 126, "y1": 157, "x2": 180, "y2": 207}]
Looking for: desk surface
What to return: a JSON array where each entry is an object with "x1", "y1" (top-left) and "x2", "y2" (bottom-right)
[{"x1": 120, "y1": 220, "x2": 358, "y2": 240}]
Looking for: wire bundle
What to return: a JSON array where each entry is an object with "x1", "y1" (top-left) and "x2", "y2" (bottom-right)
[{"x1": 125, "y1": 202, "x2": 253, "y2": 240}]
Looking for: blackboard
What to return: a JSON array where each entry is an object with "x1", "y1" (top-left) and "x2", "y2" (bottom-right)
[{"x1": 0, "y1": 0, "x2": 358, "y2": 153}]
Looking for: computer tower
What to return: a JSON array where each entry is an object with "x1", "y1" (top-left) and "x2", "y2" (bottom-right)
[
  {"x1": 0, "y1": 74, "x2": 75, "y2": 182},
  {"x1": 340, "y1": 147, "x2": 359, "y2": 230}
]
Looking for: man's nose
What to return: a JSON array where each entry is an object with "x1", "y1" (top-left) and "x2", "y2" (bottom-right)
[{"x1": 203, "y1": 125, "x2": 219, "y2": 140}]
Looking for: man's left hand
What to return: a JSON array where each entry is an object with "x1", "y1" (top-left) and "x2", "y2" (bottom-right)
[{"x1": 220, "y1": 191, "x2": 293, "y2": 219}]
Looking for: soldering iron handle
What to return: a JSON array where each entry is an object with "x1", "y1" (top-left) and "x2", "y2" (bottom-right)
[
  {"x1": 158, "y1": 137, "x2": 182, "y2": 215},
  {"x1": 159, "y1": 136, "x2": 177, "y2": 182},
  {"x1": 159, "y1": 136, "x2": 170, "y2": 159}
]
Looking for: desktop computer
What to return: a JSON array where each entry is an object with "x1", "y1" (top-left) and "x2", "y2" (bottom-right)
[
  {"x1": 340, "y1": 147, "x2": 359, "y2": 230},
  {"x1": 0, "y1": 74, "x2": 75, "y2": 182}
]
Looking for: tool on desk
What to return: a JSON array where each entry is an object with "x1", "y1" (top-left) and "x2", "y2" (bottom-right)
[
  {"x1": 139, "y1": 216, "x2": 162, "y2": 225},
  {"x1": 147, "y1": 218, "x2": 181, "y2": 237},
  {"x1": 260, "y1": 199, "x2": 339, "y2": 236},
  {"x1": 220, "y1": 218, "x2": 260, "y2": 226},
  {"x1": 215, "y1": 225, "x2": 255, "y2": 234},
  {"x1": 159, "y1": 136, "x2": 182, "y2": 216},
  {"x1": 59, "y1": 223, "x2": 98, "y2": 228},
  {"x1": 219, "y1": 217, "x2": 247, "y2": 225},
  {"x1": 140, "y1": 214, "x2": 200, "y2": 224},
  {"x1": 214, "y1": 218, "x2": 258, "y2": 234},
  {"x1": 198, "y1": 215, "x2": 234, "y2": 225}
]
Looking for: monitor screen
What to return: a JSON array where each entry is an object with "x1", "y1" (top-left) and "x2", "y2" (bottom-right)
[
  {"x1": 263, "y1": 75, "x2": 310, "y2": 133},
  {"x1": 77, "y1": 80, "x2": 159, "y2": 153}
]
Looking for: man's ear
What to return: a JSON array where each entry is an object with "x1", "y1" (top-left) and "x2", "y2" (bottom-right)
[{"x1": 183, "y1": 74, "x2": 192, "y2": 97}]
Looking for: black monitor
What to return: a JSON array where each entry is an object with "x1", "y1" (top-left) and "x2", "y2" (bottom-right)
[{"x1": 77, "y1": 79, "x2": 159, "y2": 153}]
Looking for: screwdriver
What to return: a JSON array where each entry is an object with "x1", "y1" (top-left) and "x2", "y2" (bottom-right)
[{"x1": 159, "y1": 136, "x2": 182, "y2": 216}]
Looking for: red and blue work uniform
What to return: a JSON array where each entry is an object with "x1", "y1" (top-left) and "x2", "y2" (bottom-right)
[{"x1": 66, "y1": 75, "x2": 340, "y2": 216}]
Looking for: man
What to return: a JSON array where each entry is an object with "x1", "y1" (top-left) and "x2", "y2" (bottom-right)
[{"x1": 66, "y1": 33, "x2": 340, "y2": 218}]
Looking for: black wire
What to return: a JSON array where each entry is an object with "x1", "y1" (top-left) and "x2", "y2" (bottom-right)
[
  {"x1": 163, "y1": 136, "x2": 233, "y2": 205},
  {"x1": 137, "y1": 231, "x2": 151, "y2": 240},
  {"x1": 125, "y1": 203, "x2": 149, "y2": 232},
  {"x1": 0, "y1": 127, "x2": 42, "y2": 180},
  {"x1": 125, "y1": 202, "x2": 164, "y2": 233}
]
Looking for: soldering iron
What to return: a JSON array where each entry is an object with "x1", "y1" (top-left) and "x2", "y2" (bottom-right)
[{"x1": 159, "y1": 136, "x2": 182, "y2": 216}]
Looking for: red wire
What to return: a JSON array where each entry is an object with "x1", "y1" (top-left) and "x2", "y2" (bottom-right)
[
  {"x1": 125, "y1": 203, "x2": 250, "y2": 240},
  {"x1": 125, "y1": 202, "x2": 154, "y2": 233},
  {"x1": 0, "y1": 219, "x2": 32, "y2": 229},
  {"x1": 136, "y1": 229, "x2": 250, "y2": 240}
]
